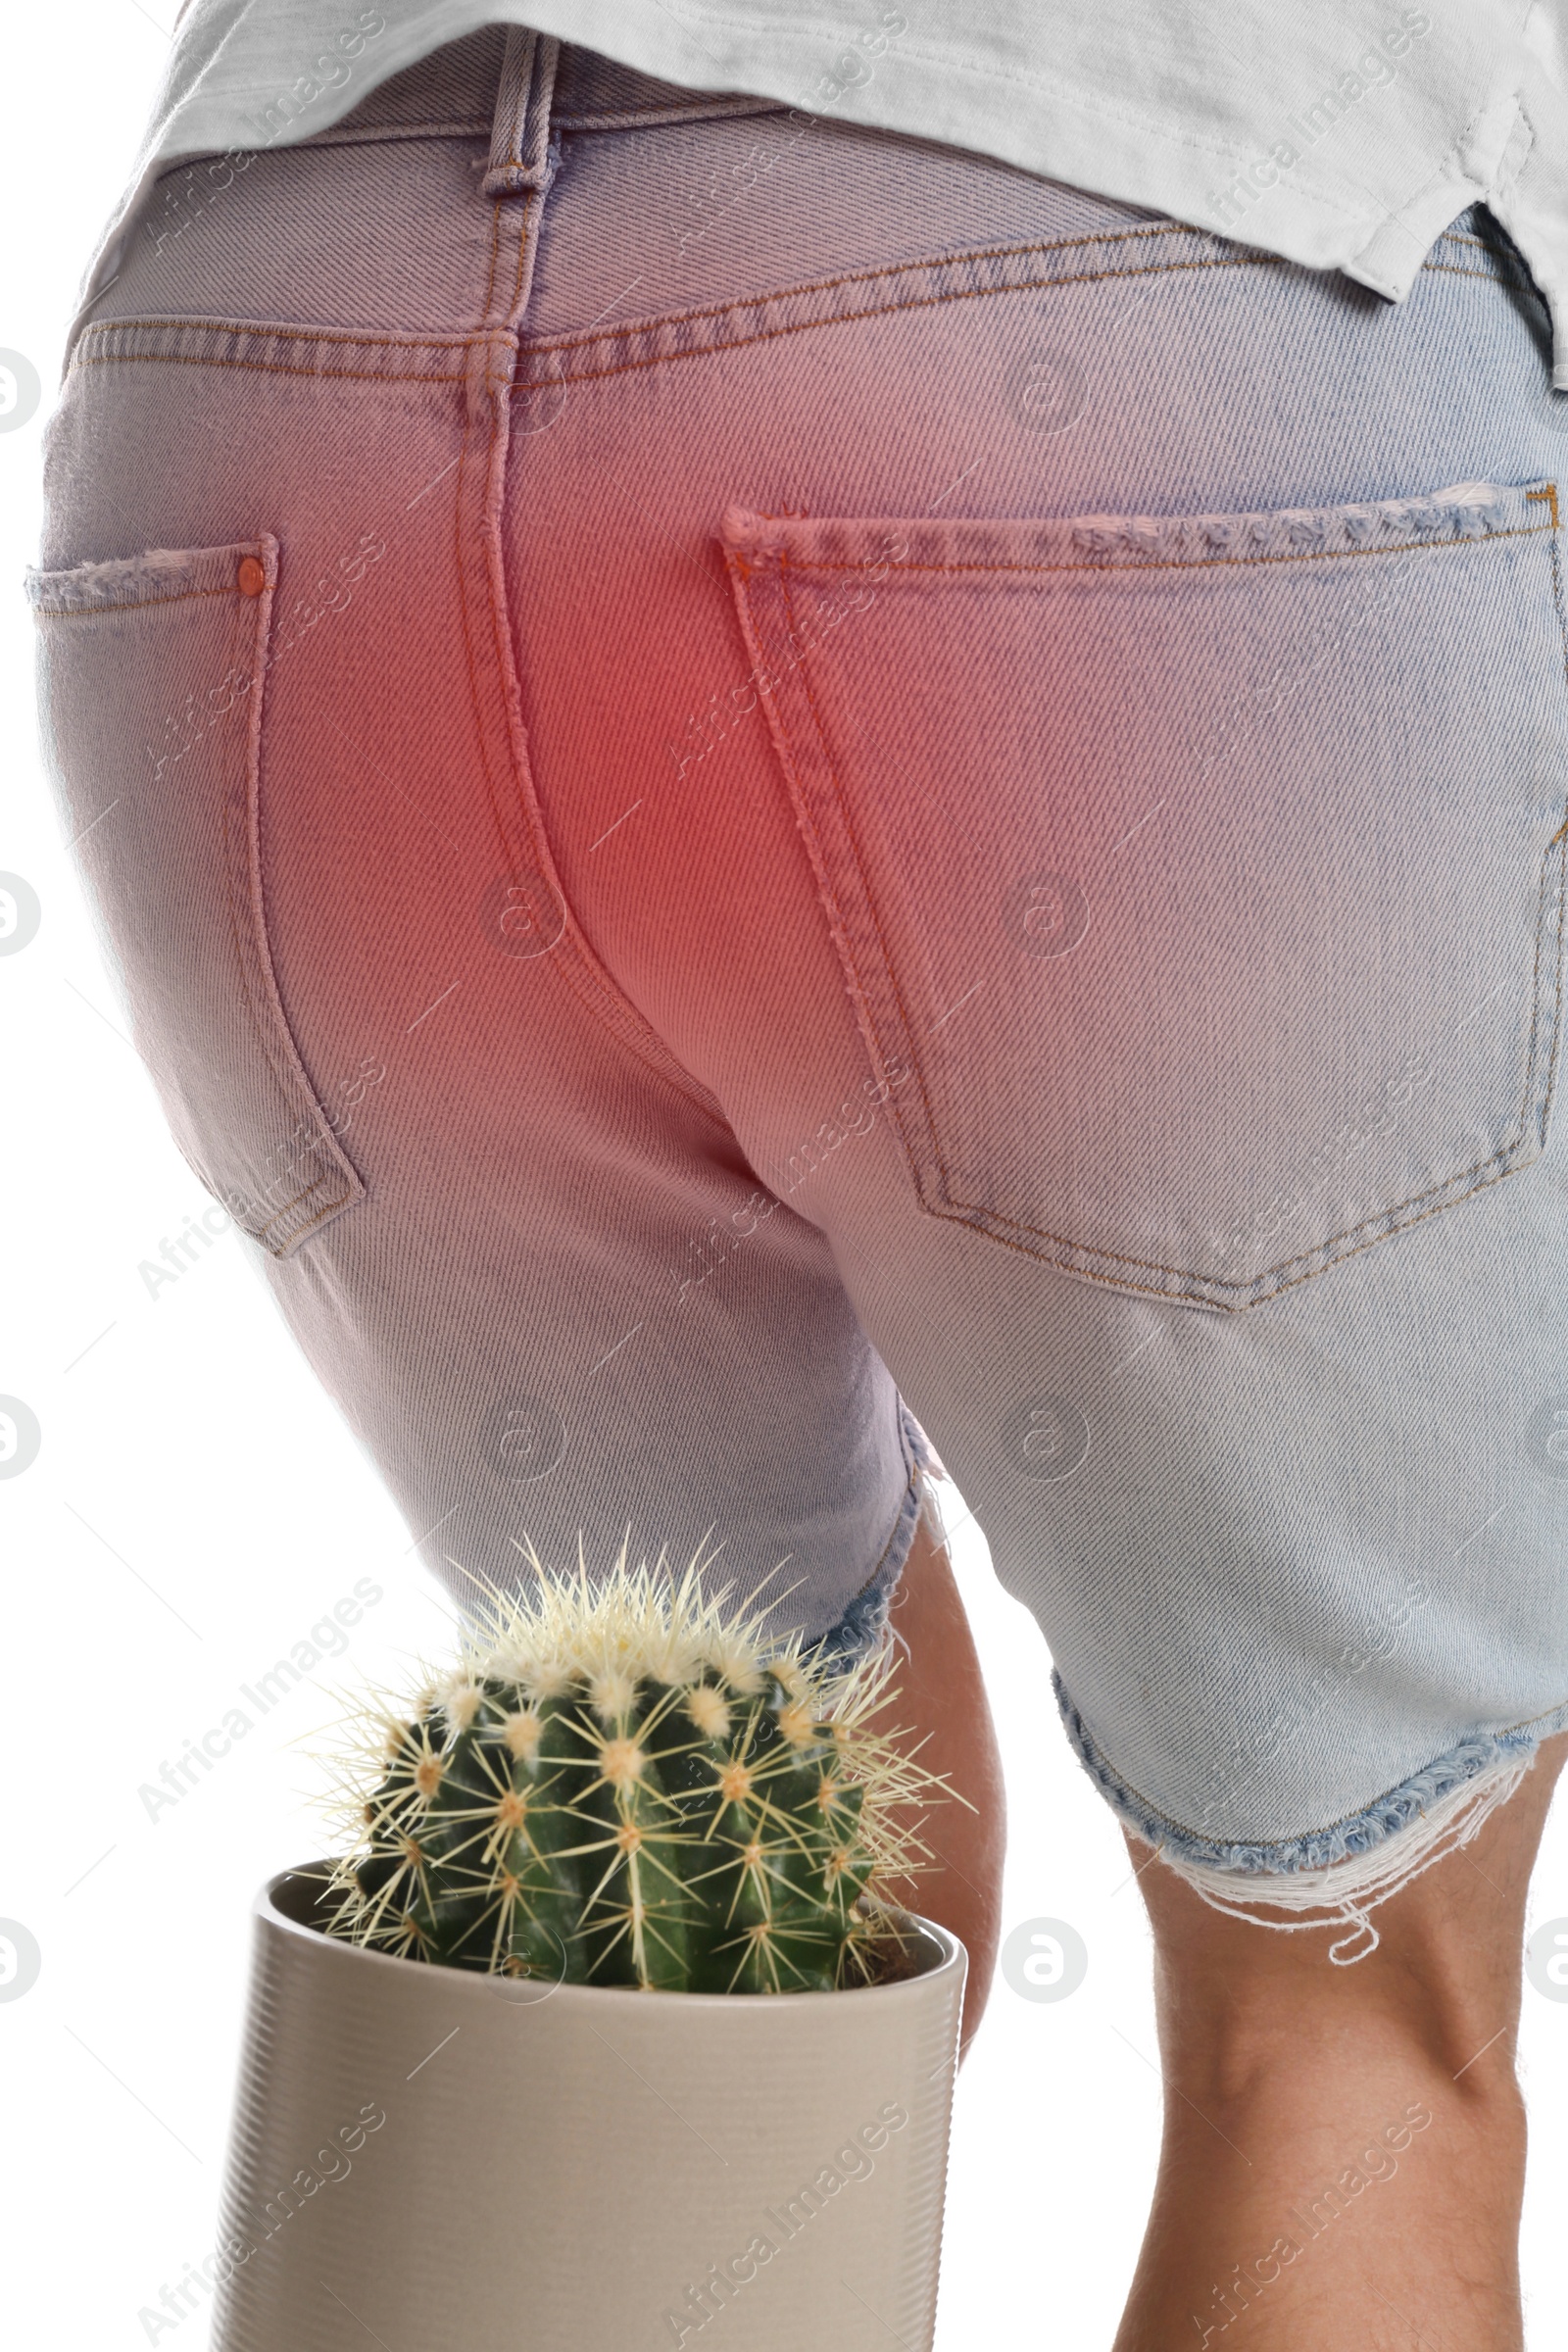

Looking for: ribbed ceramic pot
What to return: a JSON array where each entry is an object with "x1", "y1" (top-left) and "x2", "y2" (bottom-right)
[{"x1": 210, "y1": 1862, "x2": 966, "y2": 2351}]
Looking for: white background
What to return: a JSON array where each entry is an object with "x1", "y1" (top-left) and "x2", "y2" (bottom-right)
[{"x1": 5, "y1": 7, "x2": 1568, "y2": 2347}]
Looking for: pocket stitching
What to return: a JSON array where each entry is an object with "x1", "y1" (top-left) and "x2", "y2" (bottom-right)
[
  {"x1": 764, "y1": 517, "x2": 1556, "y2": 582},
  {"x1": 31, "y1": 584, "x2": 240, "y2": 618},
  {"x1": 219, "y1": 770, "x2": 359, "y2": 1247},
  {"x1": 932, "y1": 825, "x2": 1568, "y2": 1300},
  {"x1": 218, "y1": 541, "x2": 365, "y2": 1250},
  {"x1": 32, "y1": 537, "x2": 367, "y2": 1257},
  {"x1": 778, "y1": 552, "x2": 952, "y2": 1199},
  {"x1": 759, "y1": 497, "x2": 1568, "y2": 1310}
]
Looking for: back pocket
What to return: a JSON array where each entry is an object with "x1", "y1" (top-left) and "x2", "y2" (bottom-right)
[
  {"x1": 28, "y1": 536, "x2": 366, "y2": 1256},
  {"x1": 723, "y1": 481, "x2": 1568, "y2": 1309}
]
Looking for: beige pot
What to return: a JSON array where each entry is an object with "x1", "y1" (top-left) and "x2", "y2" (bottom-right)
[{"x1": 210, "y1": 1862, "x2": 966, "y2": 2351}]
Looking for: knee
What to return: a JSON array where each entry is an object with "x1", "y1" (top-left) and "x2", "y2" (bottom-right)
[{"x1": 1132, "y1": 1825, "x2": 1538, "y2": 2108}]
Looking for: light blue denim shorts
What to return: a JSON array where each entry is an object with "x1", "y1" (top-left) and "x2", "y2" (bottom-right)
[{"x1": 28, "y1": 26, "x2": 1568, "y2": 1925}]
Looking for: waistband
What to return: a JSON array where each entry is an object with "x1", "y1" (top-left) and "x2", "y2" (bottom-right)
[{"x1": 284, "y1": 22, "x2": 783, "y2": 152}]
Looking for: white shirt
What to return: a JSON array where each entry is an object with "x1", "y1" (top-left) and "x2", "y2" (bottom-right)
[{"x1": 81, "y1": 3, "x2": 1568, "y2": 384}]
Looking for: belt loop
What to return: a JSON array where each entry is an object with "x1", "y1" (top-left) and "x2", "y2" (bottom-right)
[{"x1": 483, "y1": 26, "x2": 562, "y2": 198}]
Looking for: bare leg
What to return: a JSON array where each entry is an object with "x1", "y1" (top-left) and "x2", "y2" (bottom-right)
[
  {"x1": 1112, "y1": 1728, "x2": 1568, "y2": 2352},
  {"x1": 880, "y1": 1501, "x2": 1008, "y2": 2056}
]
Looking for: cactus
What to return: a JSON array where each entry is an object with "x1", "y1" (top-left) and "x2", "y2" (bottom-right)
[{"x1": 319, "y1": 1544, "x2": 963, "y2": 1993}]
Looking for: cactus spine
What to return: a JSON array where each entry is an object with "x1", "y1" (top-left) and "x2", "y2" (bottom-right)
[{"x1": 321, "y1": 1546, "x2": 957, "y2": 1993}]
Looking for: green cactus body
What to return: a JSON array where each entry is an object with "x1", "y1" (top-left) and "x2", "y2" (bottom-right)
[
  {"x1": 494, "y1": 1688, "x2": 590, "y2": 1980},
  {"x1": 323, "y1": 1547, "x2": 960, "y2": 1993},
  {"x1": 565, "y1": 1674, "x2": 701, "y2": 1992}
]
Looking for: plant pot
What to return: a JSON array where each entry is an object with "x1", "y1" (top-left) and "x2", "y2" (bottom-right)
[{"x1": 211, "y1": 1861, "x2": 967, "y2": 2351}]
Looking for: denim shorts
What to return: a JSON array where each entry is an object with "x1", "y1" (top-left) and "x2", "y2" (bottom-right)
[{"x1": 28, "y1": 25, "x2": 1568, "y2": 1919}]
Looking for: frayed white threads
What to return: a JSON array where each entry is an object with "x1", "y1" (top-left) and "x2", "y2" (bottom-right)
[{"x1": 1151, "y1": 1756, "x2": 1533, "y2": 1963}]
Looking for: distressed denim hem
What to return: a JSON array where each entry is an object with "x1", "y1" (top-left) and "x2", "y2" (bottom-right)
[
  {"x1": 1054, "y1": 1670, "x2": 1568, "y2": 1961},
  {"x1": 806, "y1": 1401, "x2": 934, "y2": 1676},
  {"x1": 1053, "y1": 1668, "x2": 1568, "y2": 1871}
]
